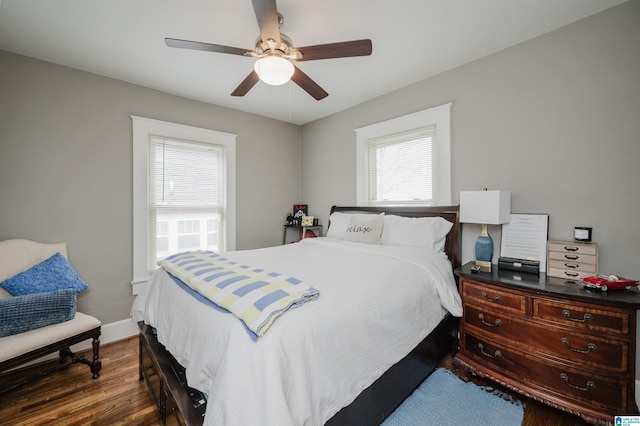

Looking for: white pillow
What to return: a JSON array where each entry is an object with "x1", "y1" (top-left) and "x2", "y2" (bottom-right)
[
  {"x1": 343, "y1": 213, "x2": 385, "y2": 245},
  {"x1": 382, "y1": 215, "x2": 453, "y2": 253},
  {"x1": 326, "y1": 212, "x2": 353, "y2": 239}
]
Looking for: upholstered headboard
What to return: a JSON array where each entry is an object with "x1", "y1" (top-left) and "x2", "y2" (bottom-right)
[
  {"x1": 0, "y1": 239, "x2": 67, "y2": 298},
  {"x1": 329, "y1": 205, "x2": 461, "y2": 269}
]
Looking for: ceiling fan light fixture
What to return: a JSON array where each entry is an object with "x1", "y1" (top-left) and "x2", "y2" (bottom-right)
[{"x1": 254, "y1": 56, "x2": 294, "y2": 86}]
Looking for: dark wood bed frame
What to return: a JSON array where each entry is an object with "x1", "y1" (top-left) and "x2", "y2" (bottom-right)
[{"x1": 139, "y1": 205, "x2": 461, "y2": 425}]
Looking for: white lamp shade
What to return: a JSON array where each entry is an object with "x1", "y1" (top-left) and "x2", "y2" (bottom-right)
[
  {"x1": 460, "y1": 190, "x2": 511, "y2": 225},
  {"x1": 254, "y1": 56, "x2": 294, "y2": 86}
]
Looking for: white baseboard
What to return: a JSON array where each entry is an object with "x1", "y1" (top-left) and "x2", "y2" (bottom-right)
[
  {"x1": 69, "y1": 317, "x2": 139, "y2": 352},
  {"x1": 22, "y1": 317, "x2": 139, "y2": 366}
]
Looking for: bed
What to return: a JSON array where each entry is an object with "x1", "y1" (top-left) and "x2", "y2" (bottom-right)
[{"x1": 133, "y1": 205, "x2": 462, "y2": 425}]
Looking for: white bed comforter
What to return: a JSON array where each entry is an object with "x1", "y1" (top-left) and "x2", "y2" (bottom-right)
[{"x1": 132, "y1": 238, "x2": 462, "y2": 426}]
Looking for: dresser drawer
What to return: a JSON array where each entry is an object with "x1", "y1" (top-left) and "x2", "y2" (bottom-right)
[
  {"x1": 548, "y1": 250, "x2": 598, "y2": 265},
  {"x1": 548, "y1": 259, "x2": 597, "y2": 274},
  {"x1": 548, "y1": 241, "x2": 598, "y2": 256},
  {"x1": 462, "y1": 333, "x2": 628, "y2": 413},
  {"x1": 464, "y1": 304, "x2": 628, "y2": 373},
  {"x1": 533, "y1": 297, "x2": 631, "y2": 335},
  {"x1": 546, "y1": 268, "x2": 593, "y2": 280},
  {"x1": 461, "y1": 280, "x2": 526, "y2": 316}
]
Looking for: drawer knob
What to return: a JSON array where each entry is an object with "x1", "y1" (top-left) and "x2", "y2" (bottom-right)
[
  {"x1": 478, "y1": 313, "x2": 502, "y2": 328},
  {"x1": 560, "y1": 337, "x2": 597, "y2": 354},
  {"x1": 560, "y1": 372, "x2": 596, "y2": 392},
  {"x1": 562, "y1": 309, "x2": 593, "y2": 323},
  {"x1": 564, "y1": 245, "x2": 580, "y2": 252},
  {"x1": 480, "y1": 291, "x2": 501, "y2": 303},
  {"x1": 478, "y1": 343, "x2": 502, "y2": 359},
  {"x1": 564, "y1": 254, "x2": 579, "y2": 260},
  {"x1": 564, "y1": 262, "x2": 579, "y2": 269}
]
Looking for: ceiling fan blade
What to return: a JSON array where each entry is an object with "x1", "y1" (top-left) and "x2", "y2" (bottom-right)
[
  {"x1": 165, "y1": 38, "x2": 252, "y2": 57},
  {"x1": 294, "y1": 39, "x2": 372, "y2": 61},
  {"x1": 231, "y1": 70, "x2": 260, "y2": 97},
  {"x1": 251, "y1": 0, "x2": 281, "y2": 46},
  {"x1": 291, "y1": 65, "x2": 328, "y2": 100}
]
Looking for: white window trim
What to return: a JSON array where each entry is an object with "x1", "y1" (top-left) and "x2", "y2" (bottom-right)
[
  {"x1": 131, "y1": 116, "x2": 237, "y2": 294},
  {"x1": 355, "y1": 103, "x2": 452, "y2": 206}
]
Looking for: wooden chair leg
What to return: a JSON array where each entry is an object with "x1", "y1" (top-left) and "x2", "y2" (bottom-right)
[
  {"x1": 90, "y1": 336, "x2": 101, "y2": 379},
  {"x1": 57, "y1": 335, "x2": 101, "y2": 379}
]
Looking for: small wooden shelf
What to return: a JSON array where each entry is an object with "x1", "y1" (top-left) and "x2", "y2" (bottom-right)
[{"x1": 282, "y1": 225, "x2": 322, "y2": 244}]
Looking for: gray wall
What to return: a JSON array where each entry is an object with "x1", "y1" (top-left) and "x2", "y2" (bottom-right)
[
  {"x1": 0, "y1": 51, "x2": 301, "y2": 323},
  {"x1": 301, "y1": 0, "x2": 640, "y2": 278},
  {"x1": 1, "y1": 0, "x2": 638, "y2": 325}
]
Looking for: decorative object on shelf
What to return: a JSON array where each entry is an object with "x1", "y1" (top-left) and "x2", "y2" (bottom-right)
[
  {"x1": 581, "y1": 275, "x2": 638, "y2": 291},
  {"x1": 301, "y1": 216, "x2": 314, "y2": 226},
  {"x1": 497, "y1": 257, "x2": 540, "y2": 275},
  {"x1": 460, "y1": 190, "x2": 511, "y2": 272},
  {"x1": 285, "y1": 213, "x2": 294, "y2": 225},
  {"x1": 546, "y1": 240, "x2": 598, "y2": 280},
  {"x1": 292, "y1": 204, "x2": 308, "y2": 226},
  {"x1": 574, "y1": 226, "x2": 592, "y2": 242},
  {"x1": 282, "y1": 224, "x2": 323, "y2": 244},
  {"x1": 300, "y1": 229, "x2": 318, "y2": 240}
]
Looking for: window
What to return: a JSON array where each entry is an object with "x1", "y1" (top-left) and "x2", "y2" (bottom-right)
[
  {"x1": 355, "y1": 103, "x2": 451, "y2": 206},
  {"x1": 149, "y1": 137, "x2": 225, "y2": 266},
  {"x1": 132, "y1": 116, "x2": 237, "y2": 294}
]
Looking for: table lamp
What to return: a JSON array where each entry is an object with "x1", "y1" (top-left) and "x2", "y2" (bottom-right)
[{"x1": 460, "y1": 190, "x2": 511, "y2": 272}]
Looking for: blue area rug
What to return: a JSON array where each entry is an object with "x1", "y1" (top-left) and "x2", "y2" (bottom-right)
[{"x1": 382, "y1": 368, "x2": 525, "y2": 426}]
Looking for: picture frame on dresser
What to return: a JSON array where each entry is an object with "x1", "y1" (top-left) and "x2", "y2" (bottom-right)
[
  {"x1": 500, "y1": 213, "x2": 549, "y2": 272},
  {"x1": 454, "y1": 261, "x2": 640, "y2": 425}
]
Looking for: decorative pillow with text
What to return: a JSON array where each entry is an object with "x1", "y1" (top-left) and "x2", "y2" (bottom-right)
[{"x1": 343, "y1": 213, "x2": 385, "y2": 245}]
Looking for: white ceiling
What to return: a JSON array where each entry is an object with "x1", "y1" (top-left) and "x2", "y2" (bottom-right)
[{"x1": 0, "y1": 0, "x2": 627, "y2": 125}]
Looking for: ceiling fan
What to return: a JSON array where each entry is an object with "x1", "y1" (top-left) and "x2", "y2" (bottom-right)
[{"x1": 165, "y1": 0, "x2": 372, "y2": 100}]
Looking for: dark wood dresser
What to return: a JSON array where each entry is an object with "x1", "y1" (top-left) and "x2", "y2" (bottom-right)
[{"x1": 454, "y1": 262, "x2": 640, "y2": 425}]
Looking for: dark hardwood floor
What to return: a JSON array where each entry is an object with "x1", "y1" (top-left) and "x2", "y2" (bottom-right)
[
  {"x1": 0, "y1": 336, "x2": 590, "y2": 425},
  {"x1": 0, "y1": 336, "x2": 160, "y2": 426}
]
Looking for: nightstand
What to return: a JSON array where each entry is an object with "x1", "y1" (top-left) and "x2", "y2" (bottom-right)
[
  {"x1": 283, "y1": 225, "x2": 322, "y2": 244},
  {"x1": 454, "y1": 262, "x2": 640, "y2": 425}
]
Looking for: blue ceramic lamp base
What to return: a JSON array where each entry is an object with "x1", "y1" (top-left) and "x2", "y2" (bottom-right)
[{"x1": 475, "y1": 224, "x2": 493, "y2": 272}]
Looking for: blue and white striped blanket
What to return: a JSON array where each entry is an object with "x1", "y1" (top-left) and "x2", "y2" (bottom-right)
[{"x1": 158, "y1": 250, "x2": 320, "y2": 338}]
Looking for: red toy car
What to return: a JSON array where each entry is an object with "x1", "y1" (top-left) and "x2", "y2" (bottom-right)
[{"x1": 581, "y1": 275, "x2": 639, "y2": 291}]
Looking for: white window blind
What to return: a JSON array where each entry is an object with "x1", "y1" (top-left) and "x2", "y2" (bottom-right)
[
  {"x1": 148, "y1": 137, "x2": 226, "y2": 271},
  {"x1": 367, "y1": 126, "x2": 437, "y2": 205},
  {"x1": 355, "y1": 103, "x2": 451, "y2": 206}
]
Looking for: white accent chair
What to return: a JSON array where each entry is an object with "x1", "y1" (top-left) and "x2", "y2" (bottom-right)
[{"x1": 0, "y1": 239, "x2": 101, "y2": 393}]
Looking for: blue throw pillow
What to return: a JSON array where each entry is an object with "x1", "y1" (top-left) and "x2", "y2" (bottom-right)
[
  {"x1": 0, "y1": 289, "x2": 76, "y2": 337},
  {"x1": 0, "y1": 252, "x2": 89, "y2": 296}
]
